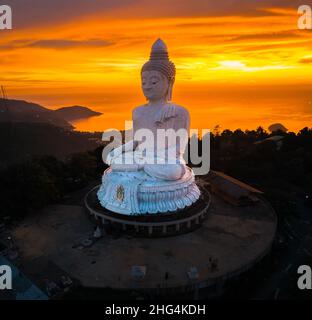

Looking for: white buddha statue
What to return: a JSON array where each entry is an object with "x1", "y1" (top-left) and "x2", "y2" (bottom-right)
[{"x1": 97, "y1": 39, "x2": 200, "y2": 215}]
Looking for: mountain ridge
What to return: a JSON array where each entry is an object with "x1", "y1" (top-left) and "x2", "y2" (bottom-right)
[
  {"x1": 0, "y1": 98, "x2": 102, "y2": 129},
  {"x1": 54, "y1": 105, "x2": 102, "y2": 121}
]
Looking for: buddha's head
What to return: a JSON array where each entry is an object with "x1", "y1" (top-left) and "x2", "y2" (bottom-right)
[{"x1": 141, "y1": 39, "x2": 176, "y2": 102}]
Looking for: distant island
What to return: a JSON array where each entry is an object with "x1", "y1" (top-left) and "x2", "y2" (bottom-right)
[
  {"x1": 0, "y1": 98, "x2": 73, "y2": 130},
  {"x1": 54, "y1": 105, "x2": 102, "y2": 122},
  {"x1": 0, "y1": 98, "x2": 104, "y2": 165},
  {"x1": 0, "y1": 98, "x2": 102, "y2": 129}
]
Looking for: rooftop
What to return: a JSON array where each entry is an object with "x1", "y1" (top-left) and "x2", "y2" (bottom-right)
[{"x1": 11, "y1": 181, "x2": 276, "y2": 295}]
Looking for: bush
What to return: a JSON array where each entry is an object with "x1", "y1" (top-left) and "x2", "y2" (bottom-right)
[{"x1": 0, "y1": 151, "x2": 99, "y2": 219}]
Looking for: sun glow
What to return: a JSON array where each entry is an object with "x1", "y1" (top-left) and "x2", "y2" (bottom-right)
[{"x1": 0, "y1": 5, "x2": 311, "y2": 132}]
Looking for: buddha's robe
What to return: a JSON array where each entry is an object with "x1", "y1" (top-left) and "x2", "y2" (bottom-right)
[{"x1": 108, "y1": 103, "x2": 190, "y2": 181}]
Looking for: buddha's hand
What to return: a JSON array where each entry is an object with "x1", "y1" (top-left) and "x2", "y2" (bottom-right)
[
  {"x1": 105, "y1": 140, "x2": 136, "y2": 165},
  {"x1": 105, "y1": 146, "x2": 123, "y2": 165}
]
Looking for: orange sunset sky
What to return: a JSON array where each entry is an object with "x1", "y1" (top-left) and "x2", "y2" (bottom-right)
[{"x1": 0, "y1": 0, "x2": 312, "y2": 132}]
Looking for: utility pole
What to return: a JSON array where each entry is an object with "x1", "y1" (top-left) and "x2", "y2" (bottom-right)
[
  {"x1": 1, "y1": 85, "x2": 8, "y2": 99},
  {"x1": 0, "y1": 85, "x2": 12, "y2": 165},
  {"x1": 1, "y1": 85, "x2": 8, "y2": 111}
]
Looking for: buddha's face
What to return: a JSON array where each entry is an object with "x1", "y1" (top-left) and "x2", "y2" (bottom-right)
[{"x1": 141, "y1": 70, "x2": 169, "y2": 101}]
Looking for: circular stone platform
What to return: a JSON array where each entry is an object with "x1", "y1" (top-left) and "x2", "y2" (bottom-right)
[
  {"x1": 85, "y1": 185, "x2": 211, "y2": 238},
  {"x1": 12, "y1": 180, "x2": 277, "y2": 297}
]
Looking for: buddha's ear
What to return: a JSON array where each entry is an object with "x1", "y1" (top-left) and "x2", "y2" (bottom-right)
[{"x1": 167, "y1": 82, "x2": 174, "y2": 101}]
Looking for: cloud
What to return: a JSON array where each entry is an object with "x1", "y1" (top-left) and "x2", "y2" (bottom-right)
[
  {"x1": 210, "y1": 60, "x2": 293, "y2": 72},
  {"x1": 5, "y1": 0, "x2": 305, "y2": 29},
  {"x1": 6, "y1": 0, "x2": 135, "y2": 29},
  {"x1": 29, "y1": 39, "x2": 114, "y2": 49},
  {"x1": 0, "y1": 38, "x2": 114, "y2": 50},
  {"x1": 112, "y1": 0, "x2": 304, "y2": 18},
  {"x1": 299, "y1": 57, "x2": 312, "y2": 64},
  {"x1": 229, "y1": 30, "x2": 302, "y2": 42},
  {"x1": 221, "y1": 41, "x2": 312, "y2": 54}
]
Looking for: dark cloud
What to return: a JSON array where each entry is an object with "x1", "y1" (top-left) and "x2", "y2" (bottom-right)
[
  {"x1": 0, "y1": 38, "x2": 113, "y2": 50},
  {"x1": 5, "y1": 0, "x2": 305, "y2": 29},
  {"x1": 6, "y1": 0, "x2": 135, "y2": 29},
  {"x1": 117, "y1": 0, "x2": 304, "y2": 18},
  {"x1": 29, "y1": 39, "x2": 114, "y2": 49}
]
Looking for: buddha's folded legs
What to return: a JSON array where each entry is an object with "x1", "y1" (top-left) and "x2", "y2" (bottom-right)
[
  {"x1": 110, "y1": 151, "x2": 186, "y2": 180},
  {"x1": 111, "y1": 163, "x2": 141, "y2": 172},
  {"x1": 144, "y1": 164, "x2": 186, "y2": 181},
  {"x1": 110, "y1": 151, "x2": 141, "y2": 172}
]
